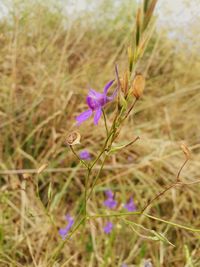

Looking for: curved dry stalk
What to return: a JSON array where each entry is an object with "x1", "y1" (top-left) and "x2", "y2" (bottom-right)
[{"x1": 141, "y1": 157, "x2": 189, "y2": 213}]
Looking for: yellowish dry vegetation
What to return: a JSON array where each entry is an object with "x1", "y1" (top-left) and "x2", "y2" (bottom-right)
[{"x1": 0, "y1": 1, "x2": 200, "y2": 266}]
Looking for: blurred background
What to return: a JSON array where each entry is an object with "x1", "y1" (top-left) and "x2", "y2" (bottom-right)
[{"x1": 0, "y1": 0, "x2": 200, "y2": 266}]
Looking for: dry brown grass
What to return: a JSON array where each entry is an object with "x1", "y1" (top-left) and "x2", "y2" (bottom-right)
[{"x1": 0, "y1": 1, "x2": 200, "y2": 266}]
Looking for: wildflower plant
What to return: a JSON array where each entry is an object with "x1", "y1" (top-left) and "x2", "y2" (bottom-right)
[
  {"x1": 40, "y1": 0, "x2": 196, "y2": 264},
  {"x1": 66, "y1": 0, "x2": 160, "y2": 226}
]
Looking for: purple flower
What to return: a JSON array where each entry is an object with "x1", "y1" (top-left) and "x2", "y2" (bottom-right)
[
  {"x1": 104, "y1": 221, "x2": 113, "y2": 234},
  {"x1": 105, "y1": 190, "x2": 114, "y2": 198},
  {"x1": 76, "y1": 80, "x2": 115, "y2": 125},
  {"x1": 121, "y1": 264, "x2": 128, "y2": 267},
  {"x1": 59, "y1": 214, "x2": 74, "y2": 240},
  {"x1": 124, "y1": 197, "x2": 136, "y2": 212},
  {"x1": 104, "y1": 190, "x2": 117, "y2": 209},
  {"x1": 79, "y1": 150, "x2": 91, "y2": 160}
]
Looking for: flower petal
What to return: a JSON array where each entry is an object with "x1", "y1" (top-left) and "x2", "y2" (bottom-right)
[
  {"x1": 88, "y1": 89, "x2": 103, "y2": 99},
  {"x1": 103, "y1": 222, "x2": 113, "y2": 234},
  {"x1": 76, "y1": 109, "x2": 93, "y2": 125},
  {"x1": 87, "y1": 96, "x2": 101, "y2": 110},
  {"x1": 124, "y1": 197, "x2": 136, "y2": 212},
  {"x1": 106, "y1": 87, "x2": 117, "y2": 102},
  {"x1": 94, "y1": 108, "x2": 102, "y2": 125},
  {"x1": 79, "y1": 150, "x2": 91, "y2": 160},
  {"x1": 105, "y1": 190, "x2": 114, "y2": 198},
  {"x1": 59, "y1": 228, "x2": 68, "y2": 239},
  {"x1": 104, "y1": 198, "x2": 117, "y2": 209},
  {"x1": 65, "y1": 214, "x2": 74, "y2": 227},
  {"x1": 103, "y1": 80, "x2": 115, "y2": 94}
]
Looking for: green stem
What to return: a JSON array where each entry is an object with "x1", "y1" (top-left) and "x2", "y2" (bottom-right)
[
  {"x1": 70, "y1": 145, "x2": 89, "y2": 169},
  {"x1": 102, "y1": 109, "x2": 109, "y2": 137},
  {"x1": 89, "y1": 212, "x2": 200, "y2": 233},
  {"x1": 89, "y1": 130, "x2": 114, "y2": 170},
  {"x1": 84, "y1": 169, "x2": 91, "y2": 216},
  {"x1": 89, "y1": 211, "x2": 141, "y2": 218},
  {"x1": 48, "y1": 217, "x2": 86, "y2": 264},
  {"x1": 144, "y1": 213, "x2": 200, "y2": 233},
  {"x1": 121, "y1": 98, "x2": 138, "y2": 124},
  {"x1": 87, "y1": 155, "x2": 108, "y2": 201}
]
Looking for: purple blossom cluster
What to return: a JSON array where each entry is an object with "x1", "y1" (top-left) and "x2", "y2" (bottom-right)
[{"x1": 103, "y1": 190, "x2": 137, "y2": 234}]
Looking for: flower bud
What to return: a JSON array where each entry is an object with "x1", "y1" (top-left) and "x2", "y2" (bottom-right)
[
  {"x1": 120, "y1": 71, "x2": 129, "y2": 96},
  {"x1": 64, "y1": 131, "x2": 81, "y2": 146},
  {"x1": 128, "y1": 46, "x2": 133, "y2": 73},
  {"x1": 181, "y1": 143, "x2": 191, "y2": 159},
  {"x1": 37, "y1": 163, "x2": 48, "y2": 174},
  {"x1": 131, "y1": 73, "x2": 145, "y2": 99}
]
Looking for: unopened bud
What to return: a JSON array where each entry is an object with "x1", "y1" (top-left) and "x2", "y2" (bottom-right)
[
  {"x1": 131, "y1": 73, "x2": 145, "y2": 99},
  {"x1": 181, "y1": 143, "x2": 191, "y2": 159},
  {"x1": 22, "y1": 173, "x2": 31, "y2": 180},
  {"x1": 64, "y1": 131, "x2": 81, "y2": 146},
  {"x1": 120, "y1": 71, "x2": 129, "y2": 96},
  {"x1": 136, "y1": 8, "x2": 141, "y2": 47},
  {"x1": 37, "y1": 163, "x2": 48, "y2": 174},
  {"x1": 128, "y1": 46, "x2": 133, "y2": 73}
]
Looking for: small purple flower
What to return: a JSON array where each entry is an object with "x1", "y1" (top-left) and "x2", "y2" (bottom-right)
[
  {"x1": 121, "y1": 264, "x2": 128, "y2": 267},
  {"x1": 105, "y1": 190, "x2": 114, "y2": 198},
  {"x1": 79, "y1": 150, "x2": 91, "y2": 160},
  {"x1": 124, "y1": 197, "x2": 136, "y2": 212},
  {"x1": 104, "y1": 190, "x2": 117, "y2": 209},
  {"x1": 59, "y1": 214, "x2": 74, "y2": 240},
  {"x1": 104, "y1": 221, "x2": 113, "y2": 234},
  {"x1": 76, "y1": 80, "x2": 115, "y2": 125}
]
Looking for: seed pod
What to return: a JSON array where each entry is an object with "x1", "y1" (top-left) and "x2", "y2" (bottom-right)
[
  {"x1": 131, "y1": 73, "x2": 145, "y2": 99},
  {"x1": 64, "y1": 131, "x2": 81, "y2": 146}
]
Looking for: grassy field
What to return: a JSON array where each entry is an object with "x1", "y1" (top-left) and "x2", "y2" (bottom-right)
[{"x1": 0, "y1": 1, "x2": 200, "y2": 266}]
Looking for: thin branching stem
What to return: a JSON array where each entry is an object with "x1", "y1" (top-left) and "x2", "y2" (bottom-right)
[
  {"x1": 141, "y1": 182, "x2": 182, "y2": 213},
  {"x1": 84, "y1": 169, "x2": 91, "y2": 216},
  {"x1": 89, "y1": 129, "x2": 114, "y2": 169},
  {"x1": 102, "y1": 109, "x2": 109, "y2": 136},
  {"x1": 69, "y1": 145, "x2": 89, "y2": 169},
  {"x1": 87, "y1": 155, "x2": 108, "y2": 201},
  {"x1": 89, "y1": 211, "x2": 141, "y2": 218},
  {"x1": 121, "y1": 98, "x2": 138, "y2": 123},
  {"x1": 143, "y1": 213, "x2": 200, "y2": 233},
  {"x1": 48, "y1": 217, "x2": 86, "y2": 264},
  {"x1": 176, "y1": 158, "x2": 189, "y2": 182},
  {"x1": 88, "y1": 212, "x2": 200, "y2": 233},
  {"x1": 142, "y1": 157, "x2": 189, "y2": 213}
]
